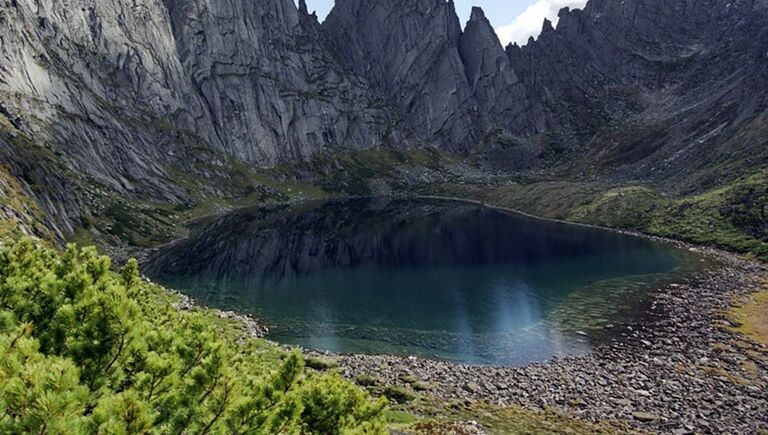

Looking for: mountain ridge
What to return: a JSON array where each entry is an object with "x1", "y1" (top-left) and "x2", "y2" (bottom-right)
[{"x1": 0, "y1": 0, "x2": 766, "y2": 251}]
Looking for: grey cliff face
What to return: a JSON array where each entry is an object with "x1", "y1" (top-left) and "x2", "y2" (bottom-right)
[
  {"x1": 323, "y1": 0, "x2": 767, "y2": 181},
  {"x1": 0, "y1": 0, "x2": 198, "y2": 190},
  {"x1": 0, "y1": 0, "x2": 403, "y2": 236},
  {"x1": 163, "y1": 0, "x2": 398, "y2": 164},
  {"x1": 0, "y1": 0, "x2": 766, "y2": 239},
  {"x1": 0, "y1": 0, "x2": 399, "y2": 189},
  {"x1": 510, "y1": 0, "x2": 768, "y2": 186},
  {"x1": 323, "y1": 0, "x2": 479, "y2": 149},
  {"x1": 0, "y1": 0, "x2": 206, "y2": 236}
]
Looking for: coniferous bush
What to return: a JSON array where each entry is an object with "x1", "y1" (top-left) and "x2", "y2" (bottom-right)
[{"x1": 0, "y1": 238, "x2": 387, "y2": 433}]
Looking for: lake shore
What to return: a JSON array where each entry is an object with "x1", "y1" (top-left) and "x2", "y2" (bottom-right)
[
  {"x1": 146, "y1": 196, "x2": 768, "y2": 433},
  {"x1": 313, "y1": 245, "x2": 768, "y2": 433}
]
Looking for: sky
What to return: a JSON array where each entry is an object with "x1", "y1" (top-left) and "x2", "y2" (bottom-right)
[{"x1": 297, "y1": 0, "x2": 588, "y2": 46}]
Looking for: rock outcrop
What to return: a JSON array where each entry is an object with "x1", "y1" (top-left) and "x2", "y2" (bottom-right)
[
  {"x1": 498, "y1": 0, "x2": 768, "y2": 187},
  {"x1": 164, "y1": 0, "x2": 399, "y2": 163},
  {"x1": 459, "y1": 8, "x2": 542, "y2": 135},
  {"x1": 323, "y1": 0, "x2": 478, "y2": 149}
]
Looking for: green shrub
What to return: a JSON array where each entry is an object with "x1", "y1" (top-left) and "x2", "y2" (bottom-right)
[
  {"x1": 382, "y1": 385, "x2": 415, "y2": 404},
  {"x1": 305, "y1": 355, "x2": 340, "y2": 371},
  {"x1": 0, "y1": 238, "x2": 386, "y2": 433},
  {"x1": 0, "y1": 320, "x2": 88, "y2": 433},
  {"x1": 299, "y1": 373, "x2": 387, "y2": 434},
  {"x1": 355, "y1": 374, "x2": 381, "y2": 387},
  {"x1": 413, "y1": 382, "x2": 434, "y2": 392}
]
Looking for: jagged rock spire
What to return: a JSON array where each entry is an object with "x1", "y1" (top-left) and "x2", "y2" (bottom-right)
[
  {"x1": 469, "y1": 6, "x2": 486, "y2": 22},
  {"x1": 541, "y1": 18, "x2": 554, "y2": 34},
  {"x1": 459, "y1": 4, "x2": 519, "y2": 113},
  {"x1": 322, "y1": 0, "x2": 476, "y2": 147},
  {"x1": 460, "y1": 5, "x2": 504, "y2": 84}
]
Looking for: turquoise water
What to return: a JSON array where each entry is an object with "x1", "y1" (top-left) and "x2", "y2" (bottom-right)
[{"x1": 145, "y1": 198, "x2": 700, "y2": 366}]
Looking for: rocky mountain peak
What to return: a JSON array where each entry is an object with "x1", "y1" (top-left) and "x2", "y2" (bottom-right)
[
  {"x1": 323, "y1": 0, "x2": 476, "y2": 147},
  {"x1": 469, "y1": 6, "x2": 487, "y2": 22},
  {"x1": 541, "y1": 18, "x2": 555, "y2": 34},
  {"x1": 459, "y1": 5, "x2": 515, "y2": 104}
]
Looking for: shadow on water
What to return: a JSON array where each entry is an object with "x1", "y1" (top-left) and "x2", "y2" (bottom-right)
[{"x1": 144, "y1": 198, "x2": 703, "y2": 366}]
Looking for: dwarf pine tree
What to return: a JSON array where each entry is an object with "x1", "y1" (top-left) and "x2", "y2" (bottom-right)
[{"x1": 0, "y1": 238, "x2": 387, "y2": 434}]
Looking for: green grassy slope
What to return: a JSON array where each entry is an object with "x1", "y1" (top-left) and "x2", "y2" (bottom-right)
[{"x1": 425, "y1": 169, "x2": 768, "y2": 262}]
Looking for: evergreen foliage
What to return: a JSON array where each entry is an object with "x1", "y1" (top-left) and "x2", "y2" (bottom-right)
[{"x1": 0, "y1": 238, "x2": 387, "y2": 434}]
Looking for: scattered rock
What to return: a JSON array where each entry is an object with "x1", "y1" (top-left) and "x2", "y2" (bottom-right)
[
  {"x1": 464, "y1": 382, "x2": 482, "y2": 393},
  {"x1": 633, "y1": 411, "x2": 661, "y2": 422}
]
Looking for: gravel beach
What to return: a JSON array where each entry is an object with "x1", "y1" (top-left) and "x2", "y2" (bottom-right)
[{"x1": 318, "y1": 246, "x2": 768, "y2": 434}]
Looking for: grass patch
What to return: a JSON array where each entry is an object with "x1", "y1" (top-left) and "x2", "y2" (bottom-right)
[
  {"x1": 429, "y1": 168, "x2": 768, "y2": 262},
  {"x1": 305, "y1": 355, "x2": 340, "y2": 371},
  {"x1": 356, "y1": 374, "x2": 381, "y2": 387},
  {"x1": 392, "y1": 398, "x2": 627, "y2": 434},
  {"x1": 382, "y1": 385, "x2": 416, "y2": 404},
  {"x1": 276, "y1": 146, "x2": 461, "y2": 196},
  {"x1": 450, "y1": 404, "x2": 620, "y2": 434},
  {"x1": 398, "y1": 374, "x2": 420, "y2": 384},
  {"x1": 729, "y1": 284, "x2": 768, "y2": 346},
  {"x1": 386, "y1": 409, "x2": 420, "y2": 426}
]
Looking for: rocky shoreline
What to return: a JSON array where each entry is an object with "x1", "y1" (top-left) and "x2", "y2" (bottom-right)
[
  {"x1": 312, "y1": 247, "x2": 768, "y2": 434},
  {"x1": 166, "y1": 289, "x2": 271, "y2": 341},
  {"x1": 144, "y1": 196, "x2": 768, "y2": 433}
]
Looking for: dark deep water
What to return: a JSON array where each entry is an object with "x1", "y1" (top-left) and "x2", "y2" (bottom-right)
[{"x1": 145, "y1": 198, "x2": 702, "y2": 366}]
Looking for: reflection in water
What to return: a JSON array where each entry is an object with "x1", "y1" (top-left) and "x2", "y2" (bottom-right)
[{"x1": 145, "y1": 198, "x2": 698, "y2": 365}]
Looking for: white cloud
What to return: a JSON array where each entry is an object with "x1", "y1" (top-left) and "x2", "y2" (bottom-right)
[{"x1": 495, "y1": 0, "x2": 587, "y2": 46}]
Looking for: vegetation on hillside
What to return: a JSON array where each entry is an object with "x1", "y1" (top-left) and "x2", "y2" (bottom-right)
[
  {"x1": 0, "y1": 237, "x2": 386, "y2": 433},
  {"x1": 569, "y1": 172, "x2": 768, "y2": 260},
  {"x1": 0, "y1": 165, "x2": 49, "y2": 237},
  {"x1": 428, "y1": 169, "x2": 768, "y2": 262}
]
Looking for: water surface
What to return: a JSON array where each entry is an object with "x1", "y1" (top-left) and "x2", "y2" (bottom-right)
[{"x1": 145, "y1": 199, "x2": 700, "y2": 365}]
